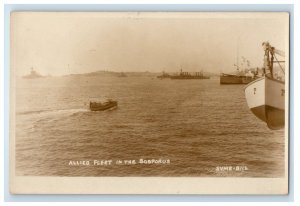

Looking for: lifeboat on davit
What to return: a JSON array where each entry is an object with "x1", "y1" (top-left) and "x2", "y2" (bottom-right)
[
  {"x1": 244, "y1": 75, "x2": 285, "y2": 130},
  {"x1": 244, "y1": 42, "x2": 286, "y2": 130}
]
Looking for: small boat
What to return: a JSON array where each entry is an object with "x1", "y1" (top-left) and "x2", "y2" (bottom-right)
[
  {"x1": 244, "y1": 42, "x2": 285, "y2": 130},
  {"x1": 89, "y1": 100, "x2": 118, "y2": 111}
]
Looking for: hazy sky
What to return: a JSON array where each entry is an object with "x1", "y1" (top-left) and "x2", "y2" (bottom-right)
[{"x1": 11, "y1": 12, "x2": 289, "y2": 76}]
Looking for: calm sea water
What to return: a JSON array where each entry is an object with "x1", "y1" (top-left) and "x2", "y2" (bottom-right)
[{"x1": 15, "y1": 76, "x2": 285, "y2": 177}]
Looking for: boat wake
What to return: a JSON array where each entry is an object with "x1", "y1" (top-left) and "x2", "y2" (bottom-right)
[
  {"x1": 17, "y1": 108, "x2": 90, "y2": 117},
  {"x1": 108, "y1": 106, "x2": 118, "y2": 111}
]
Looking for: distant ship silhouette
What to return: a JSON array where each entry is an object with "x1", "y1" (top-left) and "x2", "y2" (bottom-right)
[{"x1": 23, "y1": 68, "x2": 44, "y2": 79}]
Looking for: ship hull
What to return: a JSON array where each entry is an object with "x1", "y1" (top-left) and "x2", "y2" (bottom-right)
[
  {"x1": 157, "y1": 75, "x2": 171, "y2": 79},
  {"x1": 170, "y1": 76, "x2": 210, "y2": 80},
  {"x1": 244, "y1": 76, "x2": 285, "y2": 130},
  {"x1": 220, "y1": 74, "x2": 253, "y2": 84}
]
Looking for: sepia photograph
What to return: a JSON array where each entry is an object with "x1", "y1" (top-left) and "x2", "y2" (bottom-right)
[{"x1": 9, "y1": 12, "x2": 289, "y2": 194}]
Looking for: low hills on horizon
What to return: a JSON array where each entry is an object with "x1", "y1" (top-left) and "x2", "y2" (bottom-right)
[
  {"x1": 20, "y1": 68, "x2": 223, "y2": 78},
  {"x1": 65, "y1": 70, "x2": 220, "y2": 78}
]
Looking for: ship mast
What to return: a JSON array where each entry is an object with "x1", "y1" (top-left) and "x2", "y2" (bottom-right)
[
  {"x1": 236, "y1": 39, "x2": 239, "y2": 71},
  {"x1": 262, "y1": 41, "x2": 285, "y2": 79},
  {"x1": 262, "y1": 42, "x2": 275, "y2": 78}
]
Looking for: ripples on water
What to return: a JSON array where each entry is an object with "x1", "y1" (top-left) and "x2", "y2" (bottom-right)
[{"x1": 15, "y1": 76, "x2": 285, "y2": 177}]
